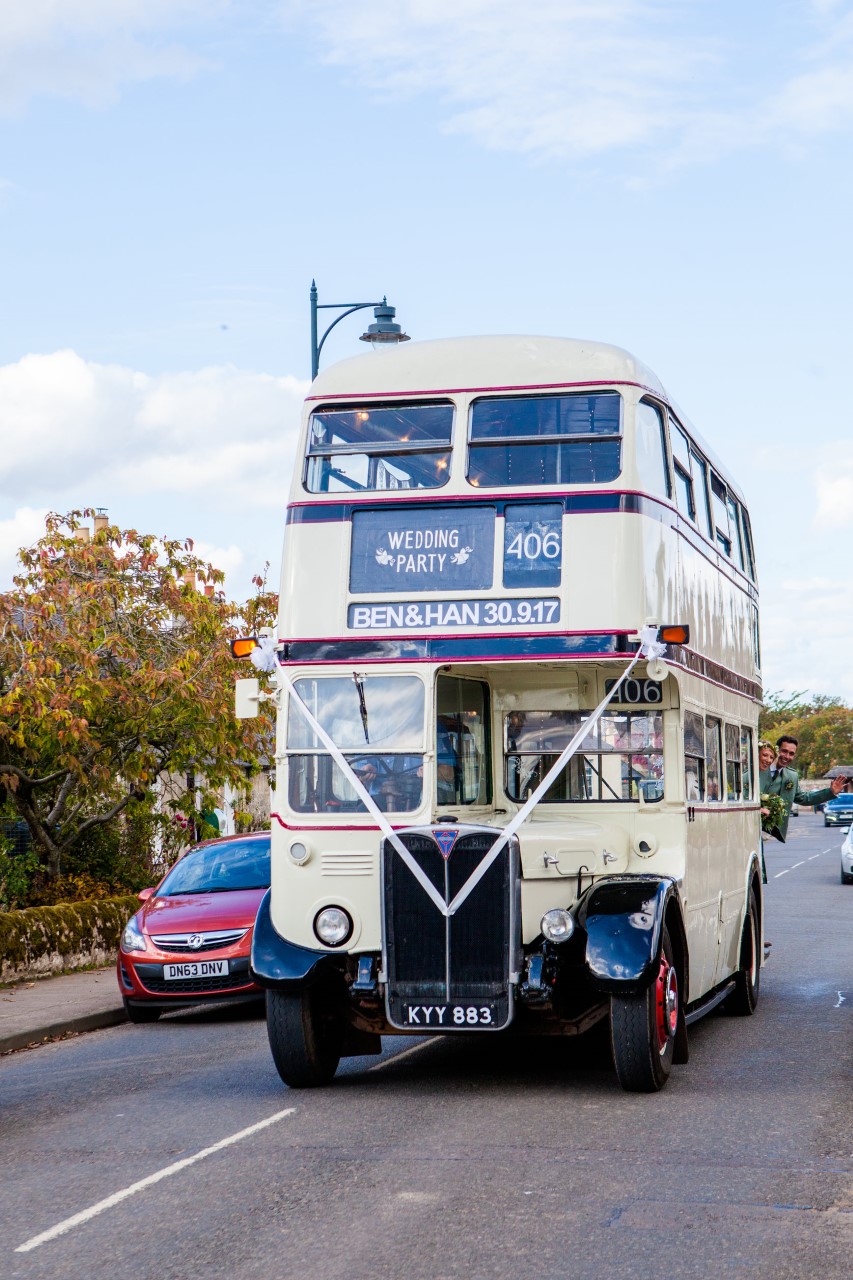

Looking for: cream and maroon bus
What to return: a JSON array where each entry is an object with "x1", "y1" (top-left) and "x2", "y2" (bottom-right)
[{"x1": 236, "y1": 335, "x2": 763, "y2": 1093}]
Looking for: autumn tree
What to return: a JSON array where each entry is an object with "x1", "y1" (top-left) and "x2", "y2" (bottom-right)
[
  {"x1": 0, "y1": 512, "x2": 276, "y2": 880},
  {"x1": 759, "y1": 691, "x2": 853, "y2": 777}
]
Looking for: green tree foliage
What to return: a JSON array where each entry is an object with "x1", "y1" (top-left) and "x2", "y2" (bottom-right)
[
  {"x1": 0, "y1": 511, "x2": 276, "y2": 882},
  {"x1": 759, "y1": 691, "x2": 853, "y2": 777}
]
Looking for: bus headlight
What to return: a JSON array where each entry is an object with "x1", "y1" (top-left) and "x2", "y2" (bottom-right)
[
  {"x1": 314, "y1": 906, "x2": 353, "y2": 948},
  {"x1": 289, "y1": 840, "x2": 309, "y2": 865},
  {"x1": 540, "y1": 909, "x2": 574, "y2": 944}
]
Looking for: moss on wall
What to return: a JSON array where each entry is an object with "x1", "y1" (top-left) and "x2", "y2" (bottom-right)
[{"x1": 0, "y1": 896, "x2": 140, "y2": 982}]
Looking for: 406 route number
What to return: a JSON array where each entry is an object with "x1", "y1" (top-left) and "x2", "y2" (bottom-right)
[{"x1": 604, "y1": 677, "x2": 664, "y2": 704}]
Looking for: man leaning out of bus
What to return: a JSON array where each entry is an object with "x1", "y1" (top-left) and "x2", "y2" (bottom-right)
[{"x1": 759, "y1": 734, "x2": 847, "y2": 842}]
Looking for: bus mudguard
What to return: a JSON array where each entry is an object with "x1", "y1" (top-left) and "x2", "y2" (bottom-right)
[
  {"x1": 250, "y1": 889, "x2": 335, "y2": 989},
  {"x1": 575, "y1": 875, "x2": 683, "y2": 995}
]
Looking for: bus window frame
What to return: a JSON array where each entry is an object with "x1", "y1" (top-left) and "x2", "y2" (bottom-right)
[
  {"x1": 668, "y1": 416, "x2": 696, "y2": 524},
  {"x1": 724, "y1": 722, "x2": 742, "y2": 802},
  {"x1": 435, "y1": 674, "x2": 493, "y2": 809},
  {"x1": 705, "y1": 716, "x2": 723, "y2": 804},
  {"x1": 465, "y1": 389, "x2": 623, "y2": 489},
  {"x1": 636, "y1": 398, "x2": 672, "y2": 500},
  {"x1": 684, "y1": 710, "x2": 706, "y2": 802},
  {"x1": 303, "y1": 399, "x2": 455, "y2": 495}
]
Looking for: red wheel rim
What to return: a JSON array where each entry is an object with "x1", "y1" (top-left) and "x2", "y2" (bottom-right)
[{"x1": 655, "y1": 955, "x2": 678, "y2": 1054}]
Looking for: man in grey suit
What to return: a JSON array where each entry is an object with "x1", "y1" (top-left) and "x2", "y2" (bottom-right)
[{"x1": 759, "y1": 734, "x2": 847, "y2": 842}]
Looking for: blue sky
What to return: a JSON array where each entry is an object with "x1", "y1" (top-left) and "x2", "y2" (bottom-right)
[{"x1": 2, "y1": 1, "x2": 852, "y2": 699}]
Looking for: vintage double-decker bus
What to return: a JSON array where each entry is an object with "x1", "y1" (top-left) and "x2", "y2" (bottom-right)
[{"x1": 236, "y1": 334, "x2": 763, "y2": 1092}]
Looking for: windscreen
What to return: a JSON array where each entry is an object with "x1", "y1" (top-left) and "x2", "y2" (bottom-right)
[
  {"x1": 286, "y1": 675, "x2": 426, "y2": 814},
  {"x1": 157, "y1": 839, "x2": 271, "y2": 895}
]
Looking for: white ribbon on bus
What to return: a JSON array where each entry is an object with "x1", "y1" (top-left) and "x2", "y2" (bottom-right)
[{"x1": 269, "y1": 626, "x2": 667, "y2": 919}]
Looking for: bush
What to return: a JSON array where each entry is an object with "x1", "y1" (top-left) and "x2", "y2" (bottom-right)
[{"x1": 0, "y1": 837, "x2": 40, "y2": 912}]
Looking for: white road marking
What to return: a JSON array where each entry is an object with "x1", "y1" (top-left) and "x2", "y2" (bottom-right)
[
  {"x1": 368, "y1": 1038, "x2": 435, "y2": 1072},
  {"x1": 774, "y1": 848, "x2": 833, "y2": 878},
  {"x1": 835, "y1": 992, "x2": 847, "y2": 1008},
  {"x1": 15, "y1": 1107, "x2": 296, "y2": 1253}
]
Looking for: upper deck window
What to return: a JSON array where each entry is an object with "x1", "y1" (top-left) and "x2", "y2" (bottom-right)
[
  {"x1": 636, "y1": 401, "x2": 670, "y2": 499},
  {"x1": 467, "y1": 392, "x2": 621, "y2": 488},
  {"x1": 305, "y1": 402, "x2": 453, "y2": 493}
]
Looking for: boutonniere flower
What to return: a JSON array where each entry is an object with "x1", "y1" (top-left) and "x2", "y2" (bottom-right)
[{"x1": 784, "y1": 779, "x2": 793, "y2": 791}]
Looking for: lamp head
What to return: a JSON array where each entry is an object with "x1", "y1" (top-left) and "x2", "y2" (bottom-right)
[{"x1": 359, "y1": 299, "x2": 410, "y2": 347}]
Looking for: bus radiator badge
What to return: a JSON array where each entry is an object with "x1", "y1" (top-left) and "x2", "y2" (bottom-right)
[{"x1": 434, "y1": 829, "x2": 460, "y2": 860}]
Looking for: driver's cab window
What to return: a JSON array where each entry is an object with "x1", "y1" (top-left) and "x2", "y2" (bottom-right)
[{"x1": 435, "y1": 676, "x2": 491, "y2": 807}]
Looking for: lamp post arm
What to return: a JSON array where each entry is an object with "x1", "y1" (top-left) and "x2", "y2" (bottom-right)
[{"x1": 310, "y1": 281, "x2": 387, "y2": 379}]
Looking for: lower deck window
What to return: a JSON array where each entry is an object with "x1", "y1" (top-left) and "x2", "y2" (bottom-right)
[{"x1": 504, "y1": 710, "x2": 663, "y2": 803}]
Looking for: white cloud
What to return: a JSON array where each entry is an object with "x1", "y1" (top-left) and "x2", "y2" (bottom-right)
[
  {"x1": 0, "y1": 0, "x2": 226, "y2": 111},
  {"x1": 761, "y1": 573, "x2": 853, "y2": 702},
  {"x1": 0, "y1": 349, "x2": 308, "y2": 509},
  {"x1": 285, "y1": 0, "x2": 853, "y2": 167},
  {"x1": 191, "y1": 538, "x2": 246, "y2": 581},
  {"x1": 813, "y1": 445, "x2": 853, "y2": 528},
  {"x1": 290, "y1": 0, "x2": 704, "y2": 162},
  {"x1": 0, "y1": 505, "x2": 49, "y2": 585}
]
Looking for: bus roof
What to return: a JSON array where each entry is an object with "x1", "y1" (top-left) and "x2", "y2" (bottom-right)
[
  {"x1": 309, "y1": 334, "x2": 667, "y2": 400},
  {"x1": 308, "y1": 335, "x2": 747, "y2": 504}
]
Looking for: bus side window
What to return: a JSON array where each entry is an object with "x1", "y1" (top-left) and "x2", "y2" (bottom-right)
[
  {"x1": 740, "y1": 726, "x2": 754, "y2": 800},
  {"x1": 724, "y1": 724, "x2": 742, "y2": 802},
  {"x1": 740, "y1": 505, "x2": 756, "y2": 580},
  {"x1": 710, "y1": 474, "x2": 733, "y2": 558},
  {"x1": 691, "y1": 450, "x2": 713, "y2": 540},
  {"x1": 727, "y1": 495, "x2": 746, "y2": 570},
  {"x1": 636, "y1": 401, "x2": 670, "y2": 499},
  {"x1": 705, "y1": 717, "x2": 723, "y2": 803},
  {"x1": 684, "y1": 711, "x2": 705, "y2": 801},
  {"x1": 668, "y1": 418, "x2": 695, "y2": 522},
  {"x1": 750, "y1": 604, "x2": 761, "y2": 670}
]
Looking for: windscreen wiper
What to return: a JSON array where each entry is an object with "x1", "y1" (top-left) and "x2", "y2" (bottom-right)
[{"x1": 353, "y1": 672, "x2": 370, "y2": 744}]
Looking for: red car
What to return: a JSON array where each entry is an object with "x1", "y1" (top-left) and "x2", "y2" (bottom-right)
[{"x1": 117, "y1": 832, "x2": 271, "y2": 1023}]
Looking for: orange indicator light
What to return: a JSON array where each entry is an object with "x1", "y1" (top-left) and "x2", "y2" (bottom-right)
[
  {"x1": 230, "y1": 636, "x2": 259, "y2": 659},
  {"x1": 658, "y1": 625, "x2": 689, "y2": 645}
]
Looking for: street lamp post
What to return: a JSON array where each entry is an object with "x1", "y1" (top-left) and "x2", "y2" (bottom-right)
[{"x1": 309, "y1": 280, "x2": 410, "y2": 380}]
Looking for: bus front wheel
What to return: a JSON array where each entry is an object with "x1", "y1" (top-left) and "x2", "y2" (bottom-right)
[
  {"x1": 610, "y1": 928, "x2": 678, "y2": 1093},
  {"x1": 725, "y1": 888, "x2": 760, "y2": 1016},
  {"x1": 266, "y1": 982, "x2": 343, "y2": 1087}
]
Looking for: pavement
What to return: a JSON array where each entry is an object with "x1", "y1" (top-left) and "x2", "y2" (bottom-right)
[{"x1": 0, "y1": 967, "x2": 126, "y2": 1054}]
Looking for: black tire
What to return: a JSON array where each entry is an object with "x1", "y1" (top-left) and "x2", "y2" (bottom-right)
[
  {"x1": 725, "y1": 888, "x2": 760, "y2": 1016},
  {"x1": 842, "y1": 870, "x2": 853, "y2": 885},
  {"x1": 266, "y1": 981, "x2": 343, "y2": 1088},
  {"x1": 610, "y1": 927, "x2": 679, "y2": 1093},
  {"x1": 123, "y1": 998, "x2": 162, "y2": 1024}
]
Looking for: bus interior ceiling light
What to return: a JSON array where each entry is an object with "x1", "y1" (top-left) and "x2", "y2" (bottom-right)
[
  {"x1": 541, "y1": 909, "x2": 575, "y2": 944},
  {"x1": 359, "y1": 300, "x2": 410, "y2": 347}
]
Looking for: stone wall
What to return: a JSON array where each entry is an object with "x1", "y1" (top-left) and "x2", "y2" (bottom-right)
[{"x1": 0, "y1": 896, "x2": 139, "y2": 983}]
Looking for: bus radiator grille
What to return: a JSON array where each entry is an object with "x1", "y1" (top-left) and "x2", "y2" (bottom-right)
[{"x1": 382, "y1": 829, "x2": 515, "y2": 1030}]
